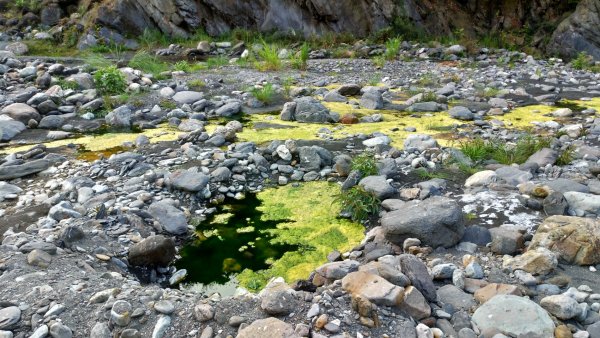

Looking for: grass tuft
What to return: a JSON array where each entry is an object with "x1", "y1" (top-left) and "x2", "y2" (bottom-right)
[
  {"x1": 351, "y1": 152, "x2": 378, "y2": 177},
  {"x1": 334, "y1": 186, "x2": 381, "y2": 222},
  {"x1": 249, "y1": 83, "x2": 276, "y2": 104}
]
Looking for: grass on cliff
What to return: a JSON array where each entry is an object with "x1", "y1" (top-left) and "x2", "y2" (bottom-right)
[{"x1": 236, "y1": 182, "x2": 364, "y2": 291}]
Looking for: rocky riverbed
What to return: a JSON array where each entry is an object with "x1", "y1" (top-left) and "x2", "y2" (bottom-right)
[{"x1": 2, "y1": 24, "x2": 600, "y2": 338}]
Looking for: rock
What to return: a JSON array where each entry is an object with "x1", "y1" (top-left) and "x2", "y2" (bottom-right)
[
  {"x1": 526, "y1": 148, "x2": 558, "y2": 167},
  {"x1": 30, "y1": 325, "x2": 48, "y2": 338},
  {"x1": 0, "y1": 103, "x2": 40, "y2": 124},
  {"x1": 178, "y1": 119, "x2": 204, "y2": 132},
  {"x1": 416, "y1": 324, "x2": 433, "y2": 338},
  {"x1": 0, "y1": 182, "x2": 22, "y2": 202},
  {"x1": 334, "y1": 155, "x2": 352, "y2": 177},
  {"x1": 408, "y1": 102, "x2": 446, "y2": 112},
  {"x1": 437, "y1": 285, "x2": 476, "y2": 311},
  {"x1": 399, "y1": 254, "x2": 437, "y2": 302},
  {"x1": 215, "y1": 101, "x2": 241, "y2": 117},
  {"x1": 544, "y1": 191, "x2": 568, "y2": 216},
  {"x1": 48, "y1": 201, "x2": 82, "y2": 220},
  {"x1": 474, "y1": 283, "x2": 522, "y2": 303},
  {"x1": 260, "y1": 278, "x2": 297, "y2": 315},
  {"x1": 0, "y1": 159, "x2": 51, "y2": 180},
  {"x1": 105, "y1": 105, "x2": 132, "y2": 128},
  {"x1": 381, "y1": 197, "x2": 464, "y2": 248},
  {"x1": 404, "y1": 134, "x2": 439, "y2": 152},
  {"x1": 49, "y1": 322, "x2": 72, "y2": 338},
  {"x1": 324, "y1": 90, "x2": 347, "y2": 102},
  {"x1": 237, "y1": 317, "x2": 298, "y2": 338},
  {"x1": 360, "y1": 89, "x2": 384, "y2": 109},
  {"x1": 529, "y1": 216, "x2": 600, "y2": 265},
  {"x1": 449, "y1": 106, "x2": 475, "y2": 121},
  {"x1": 128, "y1": 235, "x2": 176, "y2": 266},
  {"x1": 27, "y1": 249, "x2": 52, "y2": 268},
  {"x1": 461, "y1": 226, "x2": 492, "y2": 246},
  {"x1": 294, "y1": 97, "x2": 331, "y2": 123},
  {"x1": 152, "y1": 315, "x2": 171, "y2": 338},
  {"x1": 169, "y1": 170, "x2": 209, "y2": 192},
  {"x1": 5, "y1": 42, "x2": 28, "y2": 55},
  {"x1": 548, "y1": 0, "x2": 600, "y2": 60},
  {"x1": 0, "y1": 307, "x2": 20, "y2": 330},
  {"x1": 298, "y1": 146, "x2": 322, "y2": 171},
  {"x1": 504, "y1": 247, "x2": 558, "y2": 275},
  {"x1": 552, "y1": 108, "x2": 574, "y2": 117},
  {"x1": 147, "y1": 201, "x2": 188, "y2": 235},
  {"x1": 66, "y1": 73, "x2": 94, "y2": 90},
  {"x1": 465, "y1": 170, "x2": 497, "y2": 188},
  {"x1": 472, "y1": 295, "x2": 555, "y2": 338},
  {"x1": 541, "y1": 294, "x2": 581, "y2": 320},
  {"x1": 315, "y1": 260, "x2": 360, "y2": 280},
  {"x1": 280, "y1": 102, "x2": 296, "y2": 121},
  {"x1": 342, "y1": 271, "x2": 404, "y2": 306},
  {"x1": 489, "y1": 228, "x2": 524, "y2": 255},
  {"x1": 546, "y1": 179, "x2": 590, "y2": 194},
  {"x1": 398, "y1": 286, "x2": 431, "y2": 320},
  {"x1": 363, "y1": 135, "x2": 391, "y2": 147},
  {"x1": 89, "y1": 322, "x2": 111, "y2": 338},
  {"x1": 172, "y1": 91, "x2": 203, "y2": 104},
  {"x1": 193, "y1": 303, "x2": 214, "y2": 322},
  {"x1": 0, "y1": 119, "x2": 26, "y2": 141},
  {"x1": 337, "y1": 84, "x2": 362, "y2": 96},
  {"x1": 154, "y1": 300, "x2": 175, "y2": 314},
  {"x1": 564, "y1": 192, "x2": 600, "y2": 216},
  {"x1": 431, "y1": 263, "x2": 457, "y2": 280},
  {"x1": 358, "y1": 175, "x2": 396, "y2": 199},
  {"x1": 495, "y1": 166, "x2": 533, "y2": 186}
]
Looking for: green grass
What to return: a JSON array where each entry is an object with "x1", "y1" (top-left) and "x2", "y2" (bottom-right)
[
  {"x1": 159, "y1": 99, "x2": 177, "y2": 110},
  {"x1": 459, "y1": 135, "x2": 552, "y2": 165},
  {"x1": 351, "y1": 152, "x2": 378, "y2": 177},
  {"x1": 206, "y1": 56, "x2": 230, "y2": 68},
  {"x1": 128, "y1": 51, "x2": 170, "y2": 76},
  {"x1": 249, "y1": 83, "x2": 276, "y2": 104},
  {"x1": 174, "y1": 60, "x2": 192, "y2": 72},
  {"x1": 334, "y1": 186, "x2": 381, "y2": 222},
  {"x1": 556, "y1": 145, "x2": 575, "y2": 166},
  {"x1": 24, "y1": 40, "x2": 78, "y2": 57},
  {"x1": 93, "y1": 66, "x2": 127, "y2": 95},
  {"x1": 56, "y1": 79, "x2": 79, "y2": 91},
  {"x1": 476, "y1": 86, "x2": 501, "y2": 98},
  {"x1": 188, "y1": 79, "x2": 206, "y2": 90},
  {"x1": 384, "y1": 37, "x2": 401, "y2": 60},
  {"x1": 290, "y1": 43, "x2": 310, "y2": 70},
  {"x1": 414, "y1": 168, "x2": 449, "y2": 180},
  {"x1": 372, "y1": 55, "x2": 386, "y2": 68},
  {"x1": 254, "y1": 42, "x2": 282, "y2": 71},
  {"x1": 572, "y1": 52, "x2": 600, "y2": 73},
  {"x1": 81, "y1": 53, "x2": 114, "y2": 71}
]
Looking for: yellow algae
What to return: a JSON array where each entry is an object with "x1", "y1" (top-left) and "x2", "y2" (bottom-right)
[
  {"x1": 4, "y1": 125, "x2": 183, "y2": 155},
  {"x1": 493, "y1": 105, "x2": 556, "y2": 128},
  {"x1": 576, "y1": 98, "x2": 600, "y2": 112},
  {"x1": 236, "y1": 181, "x2": 364, "y2": 289}
]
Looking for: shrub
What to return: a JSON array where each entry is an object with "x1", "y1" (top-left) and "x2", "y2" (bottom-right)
[
  {"x1": 291, "y1": 43, "x2": 310, "y2": 70},
  {"x1": 254, "y1": 42, "x2": 281, "y2": 71},
  {"x1": 351, "y1": 152, "x2": 378, "y2": 177},
  {"x1": 556, "y1": 145, "x2": 575, "y2": 166},
  {"x1": 384, "y1": 37, "x2": 401, "y2": 60},
  {"x1": 414, "y1": 168, "x2": 449, "y2": 180},
  {"x1": 372, "y1": 55, "x2": 386, "y2": 68},
  {"x1": 250, "y1": 83, "x2": 276, "y2": 104},
  {"x1": 93, "y1": 66, "x2": 127, "y2": 95},
  {"x1": 173, "y1": 60, "x2": 192, "y2": 72},
  {"x1": 334, "y1": 186, "x2": 381, "y2": 222}
]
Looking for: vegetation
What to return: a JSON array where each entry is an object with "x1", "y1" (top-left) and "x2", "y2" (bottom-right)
[
  {"x1": 206, "y1": 56, "x2": 230, "y2": 68},
  {"x1": 414, "y1": 168, "x2": 449, "y2": 180},
  {"x1": 128, "y1": 51, "x2": 170, "y2": 77},
  {"x1": 254, "y1": 42, "x2": 282, "y2": 71},
  {"x1": 556, "y1": 145, "x2": 575, "y2": 165},
  {"x1": 56, "y1": 79, "x2": 79, "y2": 91},
  {"x1": 188, "y1": 79, "x2": 206, "y2": 90},
  {"x1": 372, "y1": 55, "x2": 386, "y2": 68},
  {"x1": 290, "y1": 43, "x2": 310, "y2": 70},
  {"x1": 351, "y1": 152, "x2": 378, "y2": 176},
  {"x1": 93, "y1": 66, "x2": 127, "y2": 95},
  {"x1": 384, "y1": 37, "x2": 401, "y2": 60},
  {"x1": 159, "y1": 99, "x2": 177, "y2": 110},
  {"x1": 249, "y1": 83, "x2": 276, "y2": 104},
  {"x1": 572, "y1": 52, "x2": 600, "y2": 73},
  {"x1": 334, "y1": 186, "x2": 381, "y2": 222},
  {"x1": 458, "y1": 135, "x2": 553, "y2": 165}
]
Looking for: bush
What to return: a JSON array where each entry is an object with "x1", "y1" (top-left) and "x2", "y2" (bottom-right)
[
  {"x1": 384, "y1": 37, "x2": 401, "y2": 60},
  {"x1": 290, "y1": 43, "x2": 310, "y2": 70},
  {"x1": 254, "y1": 42, "x2": 282, "y2": 71},
  {"x1": 334, "y1": 186, "x2": 381, "y2": 222},
  {"x1": 93, "y1": 66, "x2": 127, "y2": 95},
  {"x1": 250, "y1": 83, "x2": 275, "y2": 104},
  {"x1": 351, "y1": 152, "x2": 378, "y2": 177}
]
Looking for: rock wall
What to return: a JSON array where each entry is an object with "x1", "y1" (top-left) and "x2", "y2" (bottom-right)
[{"x1": 548, "y1": 0, "x2": 600, "y2": 59}]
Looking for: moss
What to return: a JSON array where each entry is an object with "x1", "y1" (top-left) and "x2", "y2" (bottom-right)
[
  {"x1": 236, "y1": 182, "x2": 364, "y2": 290},
  {"x1": 5, "y1": 124, "x2": 183, "y2": 156},
  {"x1": 492, "y1": 105, "x2": 557, "y2": 128}
]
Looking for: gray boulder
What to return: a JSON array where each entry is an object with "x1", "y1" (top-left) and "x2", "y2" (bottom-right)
[
  {"x1": 0, "y1": 159, "x2": 51, "y2": 180},
  {"x1": 147, "y1": 201, "x2": 188, "y2": 235},
  {"x1": 408, "y1": 102, "x2": 446, "y2": 112},
  {"x1": 404, "y1": 134, "x2": 439, "y2": 152},
  {"x1": 495, "y1": 166, "x2": 533, "y2": 186},
  {"x1": 545, "y1": 178, "x2": 590, "y2": 194},
  {"x1": 358, "y1": 175, "x2": 395, "y2": 199},
  {"x1": 360, "y1": 89, "x2": 384, "y2": 109},
  {"x1": 294, "y1": 97, "x2": 331, "y2": 123},
  {"x1": 215, "y1": 101, "x2": 241, "y2": 117},
  {"x1": 0, "y1": 118, "x2": 26, "y2": 141},
  {"x1": 105, "y1": 105, "x2": 132, "y2": 128},
  {"x1": 128, "y1": 235, "x2": 176, "y2": 266},
  {"x1": 449, "y1": 106, "x2": 474, "y2": 121},
  {"x1": 526, "y1": 148, "x2": 558, "y2": 167},
  {"x1": 169, "y1": 170, "x2": 209, "y2": 192},
  {"x1": 1, "y1": 103, "x2": 40, "y2": 123},
  {"x1": 548, "y1": 0, "x2": 600, "y2": 60},
  {"x1": 172, "y1": 91, "x2": 203, "y2": 104},
  {"x1": 381, "y1": 196, "x2": 464, "y2": 248}
]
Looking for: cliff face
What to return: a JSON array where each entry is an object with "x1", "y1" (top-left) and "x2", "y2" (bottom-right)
[{"x1": 84, "y1": 0, "x2": 598, "y2": 59}]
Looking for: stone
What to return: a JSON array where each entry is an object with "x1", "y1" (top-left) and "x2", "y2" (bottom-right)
[
  {"x1": 399, "y1": 254, "x2": 437, "y2": 302},
  {"x1": 342, "y1": 271, "x2": 404, "y2": 306},
  {"x1": 541, "y1": 294, "x2": 581, "y2": 320},
  {"x1": 6, "y1": 42, "x2": 28, "y2": 55},
  {"x1": 465, "y1": 170, "x2": 497, "y2": 188},
  {"x1": 30, "y1": 325, "x2": 48, "y2": 338},
  {"x1": 544, "y1": 192, "x2": 568, "y2": 216},
  {"x1": 0, "y1": 103, "x2": 40, "y2": 123},
  {"x1": 404, "y1": 134, "x2": 439, "y2": 152},
  {"x1": 360, "y1": 89, "x2": 384, "y2": 109},
  {"x1": 66, "y1": 73, "x2": 94, "y2": 90},
  {"x1": 381, "y1": 197, "x2": 464, "y2": 248},
  {"x1": 27, "y1": 249, "x2": 52, "y2": 268},
  {"x1": 111, "y1": 300, "x2": 132, "y2": 326},
  {"x1": 526, "y1": 148, "x2": 558, "y2": 167},
  {"x1": 148, "y1": 201, "x2": 188, "y2": 235},
  {"x1": 431, "y1": 263, "x2": 457, "y2": 280},
  {"x1": 461, "y1": 226, "x2": 492, "y2": 246},
  {"x1": 105, "y1": 105, "x2": 132, "y2": 128},
  {"x1": 260, "y1": 279, "x2": 297, "y2": 315},
  {"x1": 154, "y1": 300, "x2": 175, "y2": 314},
  {"x1": 564, "y1": 192, "x2": 600, "y2": 216},
  {"x1": 529, "y1": 216, "x2": 600, "y2": 265},
  {"x1": 294, "y1": 97, "x2": 330, "y2": 123},
  {"x1": 495, "y1": 166, "x2": 533, "y2": 186},
  {"x1": 324, "y1": 90, "x2": 347, "y2": 102},
  {"x1": 172, "y1": 91, "x2": 203, "y2": 104},
  {"x1": 48, "y1": 201, "x2": 82, "y2": 220},
  {"x1": 0, "y1": 307, "x2": 20, "y2": 330},
  {"x1": 408, "y1": 102, "x2": 446, "y2": 112},
  {"x1": 215, "y1": 101, "x2": 241, "y2": 117},
  {"x1": 169, "y1": 170, "x2": 209, "y2": 192},
  {"x1": 128, "y1": 235, "x2": 176, "y2": 266},
  {"x1": 193, "y1": 303, "x2": 214, "y2": 322},
  {"x1": 49, "y1": 322, "x2": 72, "y2": 338},
  {"x1": 437, "y1": 285, "x2": 476, "y2": 311},
  {"x1": 449, "y1": 106, "x2": 475, "y2": 121},
  {"x1": 337, "y1": 84, "x2": 362, "y2": 96},
  {"x1": 298, "y1": 146, "x2": 322, "y2": 171},
  {"x1": 474, "y1": 283, "x2": 522, "y2": 303},
  {"x1": 315, "y1": 260, "x2": 360, "y2": 280},
  {"x1": 489, "y1": 228, "x2": 524, "y2": 255},
  {"x1": 504, "y1": 247, "x2": 558, "y2": 275},
  {"x1": 398, "y1": 286, "x2": 431, "y2": 320},
  {"x1": 0, "y1": 159, "x2": 51, "y2": 180},
  {"x1": 0, "y1": 119, "x2": 26, "y2": 141},
  {"x1": 546, "y1": 179, "x2": 590, "y2": 194},
  {"x1": 152, "y1": 315, "x2": 171, "y2": 338},
  {"x1": 472, "y1": 295, "x2": 555, "y2": 338},
  {"x1": 89, "y1": 322, "x2": 111, "y2": 338},
  {"x1": 358, "y1": 175, "x2": 396, "y2": 199},
  {"x1": 237, "y1": 317, "x2": 298, "y2": 338},
  {"x1": 548, "y1": 0, "x2": 600, "y2": 60},
  {"x1": 0, "y1": 182, "x2": 22, "y2": 201}
]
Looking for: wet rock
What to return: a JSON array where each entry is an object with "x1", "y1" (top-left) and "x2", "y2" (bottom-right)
[
  {"x1": 529, "y1": 216, "x2": 600, "y2": 265},
  {"x1": 358, "y1": 175, "x2": 396, "y2": 199},
  {"x1": 147, "y1": 201, "x2": 188, "y2": 235},
  {"x1": 472, "y1": 295, "x2": 555, "y2": 338},
  {"x1": 381, "y1": 196, "x2": 464, "y2": 248},
  {"x1": 128, "y1": 235, "x2": 176, "y2": 266}
]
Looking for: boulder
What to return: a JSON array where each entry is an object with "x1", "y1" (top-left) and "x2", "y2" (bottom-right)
[
  {"x1": 495, "y1": 166, "x2": 533, "y2": 186},
  {"x1": 474, "y1": 283, "x2": 522, "y2": 304},
  {"x1": 548, "y1": 0, "x2": 600, "y2": 60},
  {"x1": 503, "y1": 247, "x2": 558, "y2": 275},
  {"x1": 399, "y1": 254, "x2": 437, "y2": 302},
  {"x1": 540, "y1": 294, "x2": 581, "y2": 320},
  {"x1": 529, "y1": 215, "x2": 600, "y2": 265},
  {"x1": 449, "y1": 106, "x2": 475, "y2": 121},
  {"x1": 315, "y1": 260, "x2": 360, "y2": 280},
  {"x1": 464, "y1": 170, "x2": 497, "y2": 188},
  {"x1": 381, "y1": 197, "x2": 464, "y2": 248},
  {"x1": 105, "y1": 105, "x2": 132, "y2": 128},
  {"x1": 337, "y1": 84, "x2": 362, "y2": 96},
  {"x1": 0, "y1": 159, "x2": 51, "y2": 180},
  {"x1": 169, "y1": 170, "x2": 209, "y2": 192},
  {"x1": 404, "y1": 134, "x2": 438, "y2": 152},
  {"x1": 237, "y1": 318, "x2": 298, "y2": 338},
  {"x1": 0, "y1": 118, "x2": 26, "y2": 141},
  {"x1": 436, "y1": 285, "x2": 476, "y2": 311},
  {"x1": 259, "y1": 278, "x2": 297, "y2": 315},
  {"x1": 172, "y1": 91, "x2": 203, "y2": 104},
  {"x1": 360, "y1": 89, "x2": 384, "y2": 109},
  {"x1": 0, "y1": 103, "x2": 40, "y2": 123},
  {"x1": 472, "y1": 295, "x2": 555, "y2": 338},
  {"x1": 398, "y1": 286, "x2": 431, "y2": 320},
  {"x1": 358, "y1": 175, "x2": 396, "y2": 199},
  {"x1": 342, "y1": 271, "x2": 404, "y2": 306},
  {"x1": 215, "y1": 101, "x2": 241, "y2": 117},
  {"x1": 128, "y1": 235, "x2": 176, "y2": 266},
  {"x1": 293, "y1": 97, "x2": 331, "y2": 123},
  {"x1": 147, "y1": 201, "x2": 188, "y2": 235},
  {"x1": 526, "y1": 148, "x2": 558, "y2": 167},
  {"x1": 563, "y1": 191, "x2": 600, "y2": 215}
]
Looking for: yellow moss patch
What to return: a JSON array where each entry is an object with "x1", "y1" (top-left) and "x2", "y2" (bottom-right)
[
  {"x1": 493, "y1": 105, "x2": 556, "y2": 128},
  {"x1": 236, "y1": 182, "x2": 364, "y2": 289},
  {"x1": 4, "y1": 125, "x2": 183, "y2": 156},
  {"x1": 578, "y1": 98, "x2": 600, "y2": 113}
]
